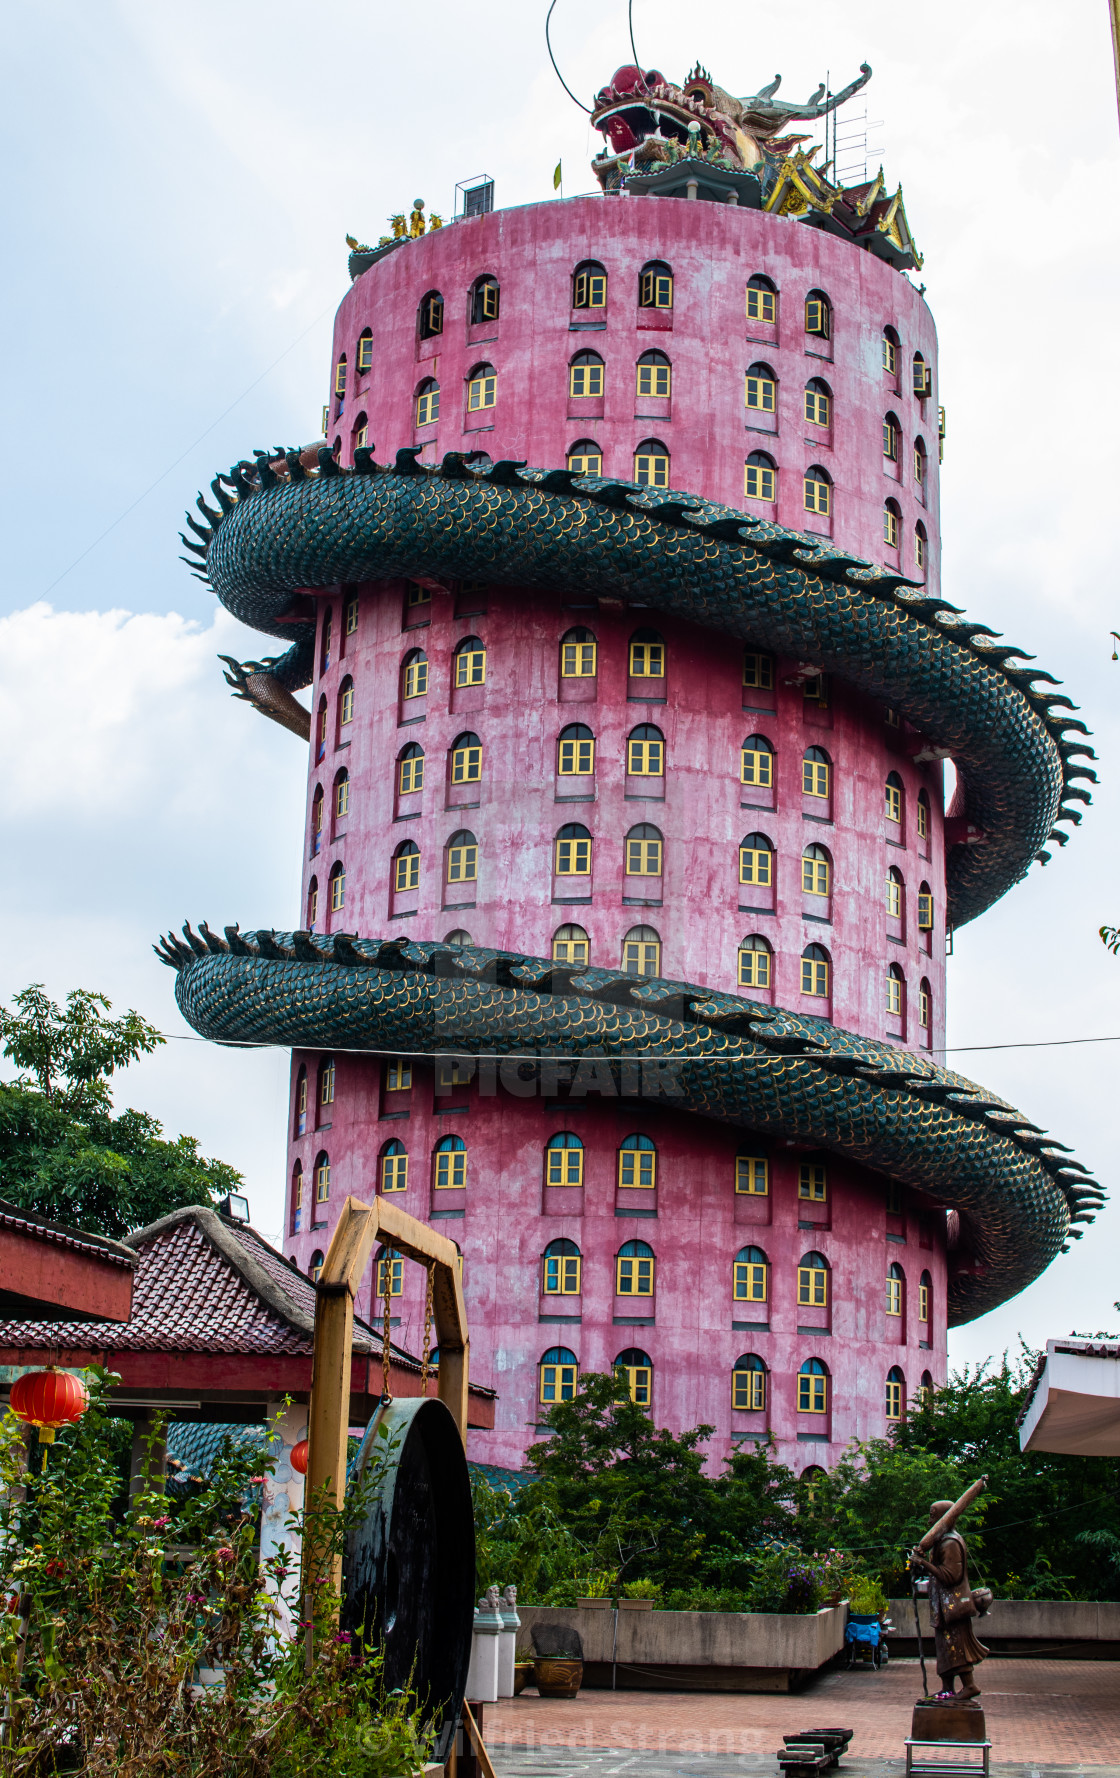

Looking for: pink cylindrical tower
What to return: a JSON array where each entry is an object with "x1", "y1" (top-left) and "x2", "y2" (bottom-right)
[{"x1": 172, "y1": 61, "x2": 1099, "y2": 1476}]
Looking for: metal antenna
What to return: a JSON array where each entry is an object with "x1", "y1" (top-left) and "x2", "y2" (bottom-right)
[{"x1": 545, "y1": 0, "x2": 592, "y2": 114}]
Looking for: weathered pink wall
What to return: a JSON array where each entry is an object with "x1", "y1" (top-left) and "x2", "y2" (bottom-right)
[{"x1": 284, "y1": 193, "x2": 949, "y2": 1472}]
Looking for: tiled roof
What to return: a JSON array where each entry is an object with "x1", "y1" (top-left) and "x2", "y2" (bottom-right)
[
  {"x1": 0, "y1": 1198, "x2": 135, "y2": 1270},
  {"x1": 0, "y1": 1206, "x2": 386, "y2": 1359}
]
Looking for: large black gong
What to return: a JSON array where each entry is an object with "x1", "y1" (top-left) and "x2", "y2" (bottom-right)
[{"x1": 341, "y1": 1397, "x2": 475, "y2": 1763}]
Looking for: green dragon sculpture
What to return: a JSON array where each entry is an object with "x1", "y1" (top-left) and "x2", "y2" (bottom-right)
[{"x1": 169, "y1": 446, "x2": 1101, "y2": 1320}]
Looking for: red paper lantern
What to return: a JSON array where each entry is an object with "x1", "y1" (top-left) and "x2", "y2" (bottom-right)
[
  {"x1": 10, "y1": 1368, "x2": 89, "y2": 1444},
  {"x1": 290, "y1": 1438, "x2": 309, "y2": 1475}
]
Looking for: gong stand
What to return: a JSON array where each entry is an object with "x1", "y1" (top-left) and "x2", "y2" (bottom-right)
[{"x1": 301, "y1": 1195, "x2": 469, "y2": 1629}]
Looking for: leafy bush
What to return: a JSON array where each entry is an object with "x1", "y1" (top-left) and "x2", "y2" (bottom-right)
[
  {"x1": 0, "y1": 1374, "x2": 434, "y2": 1775},
  {"x1": 847, "y1": 1574, "x2": 888, "y2": 1614}
]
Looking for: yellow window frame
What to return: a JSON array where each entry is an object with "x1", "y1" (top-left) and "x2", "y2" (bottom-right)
[
  {"x1": 625, "y1": 837, "x2": 662, "y2": 876},
  {"x1": 335, "y1": 778, "x2": 349, "y2": 819},
  {"x1": 377, "y1": 1254, "x2": 403, "y2": 1297},
  {"x1": 558, "y1": 737, "x2": 594, "y2": 775},
  {"x1": 744, "y1": 462, "x2": 775, "y2": 501},
  {"x1": 738, "y1": 947, "x2": 771, "y2": 990},
  {"x1": 919, "y1": 1283, "x2": 930, "y2": 1322},
  {"x1": 455, "y1": 646, "x2": 486, "y2": 688},
  {"x1": 330, "y1": 869, "x2": 345, "y2": 912},
  {"x1": 574, "y1": 270, "x2": 606, "y2": 309},
  {"x1": 887, "y1": 972, "x2": 902, "y2": 1017},
  {"x1": 745, "y1": 374, "x2": 775, "y2": 412},
  {"x1": 802, "y1": 855, "x2": 830, "y2": 896},
  {"x1": 886, "y1": 1275, "x2": 902, "y2": 1315},
  {"x1": 917, "y1": 894, "x2": 933, "y2": 930},
  {"x1": 345, "y1": 598, "x2": 359, "y2": 635},
  {"x1": 561, "y1": 640, "x2": 597, "y2": 678},
  {"x1": 547, "y1": 1146, "x2": 584, "y2": 1188},
  {"x1": 386, "y1": 1060, "x2": 412, "y2": 1092},
  {"x1": 446, "y1": 843, "x2": 477, "y2": 883},
  {"x1": 803, "y1": 476, "x2": 830, "y2": 516},
  {"x1": 640, "y1": 269, "x2": 673, "y2": 308},
  {"x1": 434, "y1": 1146, "x2": 467, "y2": 1190},
  {"x1": 634, "y1": 449, "x2": 669, "y2": 488},
  {"x1": 739, "y1": 845, "x2": 772, "y2": 887},
  {"x1": 799, "y1": 1164, "x2": 827, "y2": 1202},
  {"x1": 404, "y1": 658, "x2": 428, "y2": 699},
  {"x1": 629, "y1": 640, "x2": 664, "y2": 677},
  {"x1": 637, "y1": 361, "x2": 671, "y2": 399},
  {"x1": 798, "y1": 1371, "x2": 827, "y2": 1413},
  {"x1": 569, "y1": 360, "x2": 603, "y2": 398},
  {"x1": 622, "y1": 938, "x2": 660, "y2": 977},
  {"x1": 733, "y1": 1367, "x2": 766, "y2": 1411},
  {"x1": 555, "y1": 837, "x2": 591, "y2": 876},
  {"x1": 743, "y1": 652, "x2": 774, "y2": 690},
  {"x1": 416, "y1": 386, "x2": 440, "y2": 427},
  {"x1": 805, "y1": 298, "x2": 829, "y2": 338},
  {"x1": 804, "y1": 389, "x2": 830, "y2": 427},
  {"x1": 619, "y1": 1363, "x2": 650, "y2": 1406},
  {"x1": 616, "y1": 1254, "x2": 654, "y2": 1294},
  {"x1": 802, "y1": 759, "x2": 830, "y2": 798},
  {"x1": 798, "y1": 1265, "x2": 828, "y2": 1308},
  {"x1": 887, "y1": 875, "x2": 902, "y2": 917},
  {"x1": 357, "y1": 335, "x2": 373, "y2": 372},
  {"x1": 627, "y1": 738, "x2": 663, "y2": 776},
  {"x1": 741, "y1": 745, "x2": 772, "y2": 788},
  {"x1": 540, "y1": 1362, "x2": 578, "y2": 1404},
  {"x1": 568, "y1": 449, "x2": 602, "y2": 476},
  {"x1": 885, "y1": 782, "x2": 902, "y2": 822},
  {"x1": 733, "y1": 1260, "x2": 767, "y2": 1300},
  {"x1": 315, "y1": 1161, "x2": 330, "y2": 1202},
  {"x1": 381, "y1": 1150, "x2": 409, "y2": 1192},
  {"x1": 544, "y1": 1253, "x2": 582, "y2": 1293},
  {"x1": 394, "y1": 850, "x2": 420, "y2": 892},
  {"x1": 735, "y1": 1155, "x2": 768, "y2": 1196},
  {"x1": 468, "y1": 371, "x2": 496, "y2": 411},
  {"x1": 399, "y1": 753, "x2": 424, "y2": 795},
  {"x1": 451, "y1": 742, "x2": 481, "y2": 784},
  {"x1": 552, "y1": 930, "x2": 589, "y2": 966},
  {"x1": 886, "y1": 1380, "x2": 903, "y2": 1420},
  {"x1": 747, "y1": 284, "x2": 776, "y2": 323},
  {"x1": 618, "y1": 1147, "x2": 656, "y2": 1190}
]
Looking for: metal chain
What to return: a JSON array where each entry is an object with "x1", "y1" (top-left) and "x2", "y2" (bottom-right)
[
  {"x1": 420, "y1": 1262, "x2": 435, "y2": 1395},
  {"x1": 381, "y1": 1249, "x2": 393, "y2": 1403}
]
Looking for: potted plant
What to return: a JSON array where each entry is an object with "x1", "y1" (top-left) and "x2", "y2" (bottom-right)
[
  {"x1": 576, "y1": 1573, "x2": 614, "y2": 1610},
  {"x1": 619, "y1": 1578, "x2": 660, "y2": 1611}
]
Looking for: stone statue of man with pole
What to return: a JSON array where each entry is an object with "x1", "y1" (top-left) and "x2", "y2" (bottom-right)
[{"x1": 909, "y1": 1477, "x2": 992, "y2": 1705}]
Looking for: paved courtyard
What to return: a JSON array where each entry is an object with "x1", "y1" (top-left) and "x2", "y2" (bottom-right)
[{"x1": 487, "y1": 1658, "x2": 1120, "y2": 1775}]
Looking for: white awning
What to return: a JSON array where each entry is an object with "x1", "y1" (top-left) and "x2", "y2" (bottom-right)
[{"x1": 1019, "y1": 1340, "x2": 1120, "y2": 1455}]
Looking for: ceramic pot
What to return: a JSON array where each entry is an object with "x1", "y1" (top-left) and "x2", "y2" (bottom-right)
[
  {"x1": 576, "y1": 1597, "x2": 611, "y2": 1610},
  {"x1": 513, "y1": 1663, "x2": 533, "y2": 1696},
  {"x1": 534, "y1": 1657, "x2": 582, "y2": 1698},
  {"x1": 619, "y1": 1598, "x2": 654, "y2": 1610}
]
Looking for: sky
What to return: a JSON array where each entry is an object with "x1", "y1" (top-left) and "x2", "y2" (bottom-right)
[{"x1": 1, "y1": 0, "x2": 1118, "y2": 1370}]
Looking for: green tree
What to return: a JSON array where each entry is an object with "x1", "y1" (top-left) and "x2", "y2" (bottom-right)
[{"x1": 0, "y1": 984, "x2": 241, "y2": 1238}]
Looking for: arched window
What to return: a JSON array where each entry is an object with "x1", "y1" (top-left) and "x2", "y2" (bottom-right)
[
  {"x1": 804, "y1": 378, "x2": 831, "y2": 427},
  {"x1": 919, "y1": 978, "x2": 932, "y2": 1034},
  {"x1": 639, "y1": 261, "x2": 673, "y2": 309},
  {"x1": 558, "y1": 724, "x2": 594, "y2": 775},
  {"x1": 743, "y1": 650, "x2": 774, "y2": 692},
  {"x1": 568, "y1": 440, "x2": 602, "y2": 475},
  {"x1": 375, "y1": 1245, "x2": 403, "y2": 1298},
  {"x1": 920, "y1": 1370, "x2": 934, "y2": 1405},
  {"x1": 311, "y1": 786, "x2": 324, "y2": 855},
  {"x1": 357, "y1": 328, "x2": 373, "y2": 374},
  {"x1": 314, "y1": 1151, "x2": 330, "y2": 1205},
  {"x1": 338, "y1": 675, "x2": 354, "y2": 731},
  {"x1": 352, "y1": 412, "x2": 368, "y2": 450},
  {"x1": 291, "y1": 1160, "x2": 303, "y2": 1231},
  {"x1": 307, "y1": 876, "x2": 319, "y2": 930},
  {"x1": 744, "y1": 451, "x2": 776, "y2": 502},
  {"x1": 616, "y1": 1239, "x2": 654, "y2": 1294},
  {"x1": 540, "y1": 1346, "x2": 579, "y2": 1404},
  {"x1": 544, "y1": 1238, "x2": 582, "y2": 1295},
  {"x1": 734, "y1": 1246, "x2": 769, "y2": 1303},
  {"x1": 736, "y1": 1149, "x2": 769, "y2": 1196},
  {"x1": 741, "y1": 735, "x2": 773, "y2": 790},
  {"x1": 344, "y1": 594, "x2": 359, "y2": 640},
  {"x1": 887, "y1": 964, "x2": 905, "y2": 1019},
  {"x1": 625, "y1": 824, "x2": 663, "y2": 877},
  {"x1": 739, "y1": 832, "x2": 773, "y2": 888},
  {"x1": 569, "y1": 351, "x2": 604, "y2": 398},
  {"x1": 883, "y1": 412, "x2": 901, "y2": 462},
  {"x1": 333, "y1": 769, "x2": 350, "y2": 824},
  {"x1": 573, "y1": 261, "x2": 607, "y2": 309},
  {"x1": 320, "y1": 608, "x2": 333, "y2": 675},
  {"x1": 882, "y1": 327, "x2": 899, "y2": 375},
  {"x1": 380, "y1": 1139, "x2": 408, "y2": 1193},
  {"x1": 798, "y1": 1358, "x2": 829, "y2": 1414},
  {"x1": 887, "y1": 866, "x2": 904, "y2": 919},
  {"x1": 746, "y1": 274, "x2": 776, "y2": 323},
  {"x1": 328, "y1": 861, "x2": 345, "y2": 914},
  {"x1": 914, "y1": 437, "x2": 927, "y2": 487},
  {"x1": 419, "y1": 290, "x2": 444, "y2": 339},
  {"x1": 318, "y1": 1056, "x2": 335, "y2": 1117},
  {"x1": 416, "y1": 378, "x2": 440, "y2": 427},
  {"x1": 629, "y1": 627, "x2": 665, "y2": 678},
  {"x1": 801, "y1": 944, "x2": 830, "y2": 997},
  {"x1": 614, "y1": 1348, "x2": 652, "y2": 1405},
  {"x1": 553, "y1": 923, "x2": 589, "y2": 966},
  {"x1": 471, "y1": 275, "x2": 500, "y2": 323},
  {"x1": 627, "y1": 726, "x2": 664, "y2": 776},
  {"x1": 618, "y1": 1134, "x2": 656, "y2": 1190},
  {"x1": 546, "y1": 1132, "x2": 584, "y2": 1188},
  {"x1": 738, "y1": 933, "x2": 773, "y2": 991},
  {"x1": 554, "y1": 823, "x2": 591, "y2": 875},
  {"x1": 444, "y1": 929, "x2": 473, "y2": 948},
  {"x1": 621, "y1": 926, "x2": 660, "y2": 977},
  {"x1": 560, "y1": 626, "x2": 597, "y2": 678},
  {"x1": 917, "y1": 791, "x2": 930, "y2": 841},
  {"x1": 798, "y1": 1252, "x2": 829, "y2": 1308},
  {"x1": 309, "y1": 1249, "x2": 325, "y2": 1283},
  {"x1": 919, "y1": 1270, "x2": 932, "y2": 1325},
  {"x1": 450, "y1": 733, "x2": 482, "y2": 784},
  {"x1": 745, "y1": 362, "x2": 776, "y2": 413},
  {"x1": 884, "y1": 499, "x2": 901, "y2": 549},
  {"x1": 886, "y1": 1262, "x2": 904, "y2": 1317},
  {"x1": 803, "y1": 747, "x2": 830, "y2": 799},
  {"x1": 446, "y1": 830, "x2": 478, "y2": 884},
  {"x1": 733, "y1": 1354, "x2": 767, "y2": 1411},
  {"x1": 637, "y1": 350, "x2": 671, "y2": 399},
  {"x1": 454, "y1": 636, "x2": 486, "y2": 688},
  {"x1": 402, "y1": 649, "x2": 428, "y2": 701},
  {"x1": 398, "y1": 743, "x2": 425, "y2": 795},
  {"x1": 433, "y1": 1134, "x2": 467, "y2": 1191},
  {"x1": 295, "y1": 1066, "x2": 308, "y2": 1137},
  {"x1": 805, "y1": 291, "x2": 831, "y2": 339},
  {"x1": 885, "y1": 771, "x2": 903, "y2": 824},
  {"x1": 803, "y1": 466, "x2": 831, "y2": 516},
  {"x1": 333, "y1": 357, "x2": 347, "y2": 402},
  {"x1": 799, "y1": 1160, "x2": 827, "y2": 1202},
  {"x1": 802, "y1": 844, "x2": 831, "y2": 897},
  {"x1": 393, "y1": 840, "x2": 420, "y2": 893},
  {"x1": 467, "y1": 363, "x2": 496, "y2": 412},
  {"x1": 915, "y1": 521, "x2": 928, "y2": 571},
  {"x1": 634, "y1": 439, "x2": 670, "y2": 488},
  {"x1": 886, "y1": 1365, "x2": 905, "y2": 1421},
  {"x1": 912, "y1": 351, "x2": 930, "y2": 397},
  {"x1": 316, "y1": 694, "x2": 328, "y2": 762}
]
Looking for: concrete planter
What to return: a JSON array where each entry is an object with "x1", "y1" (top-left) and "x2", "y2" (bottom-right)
[{"x1": 517, "y1": 1602, "x2": 847, "y2": 1693}]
